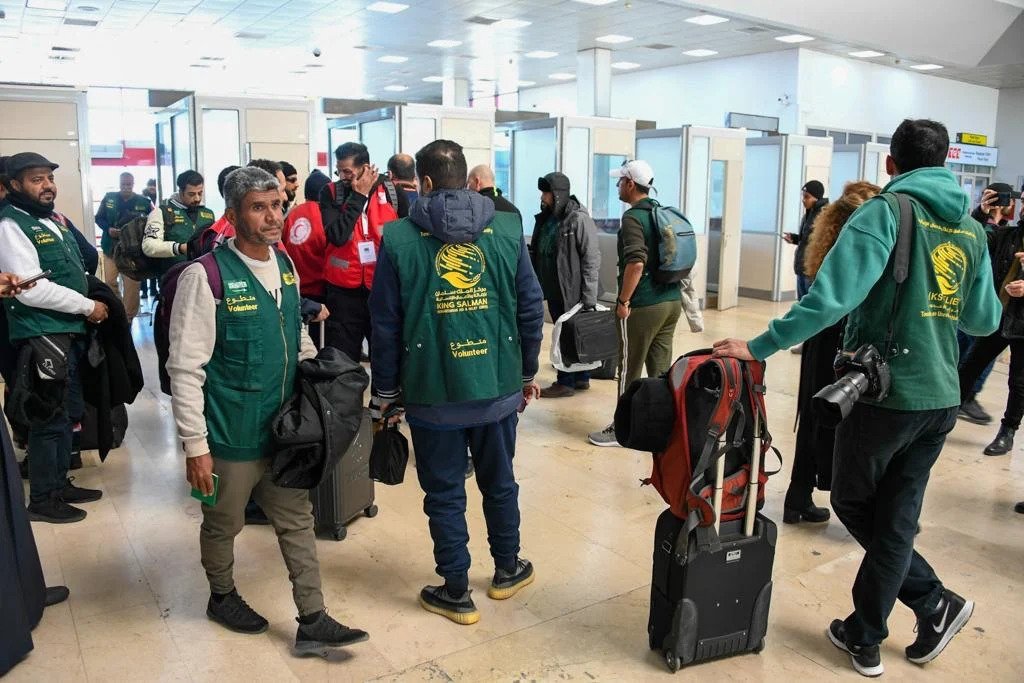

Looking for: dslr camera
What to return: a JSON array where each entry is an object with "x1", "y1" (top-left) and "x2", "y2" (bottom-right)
[{"x1": 812, "y1": 344, "x2": 892, "y2": 426}]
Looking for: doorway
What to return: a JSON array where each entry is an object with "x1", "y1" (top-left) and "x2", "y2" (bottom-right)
[{"x1": 706, "y1": 160, "x2": 727, "y2": 308}]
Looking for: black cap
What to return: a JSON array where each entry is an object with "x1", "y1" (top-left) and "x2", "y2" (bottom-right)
[
  {"x1": 802, "y1": 180, "x2": 825, "y2": 200},
  {"x1": 5, "y1": 152, "x2": 59, "y2": 178},
  {"x1": 538, "y1": 172, "x2": 570, "y2": 193}
]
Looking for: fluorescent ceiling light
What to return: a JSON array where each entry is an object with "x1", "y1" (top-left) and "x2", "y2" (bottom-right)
[
  {"x1": 28, "y1": 0, "x2": 68, "y2": 9},
  {"x1": 517, "y1": 80, "x2": 536, "y2": 87},
  {"x1": 775, "y1": 34, "x2": 815, "y2": 43},
  {"x1": 596, "y1": 34, "x2": 633, "y2": 44},
  {"x1": 526, "y1": 50, "x2": 558, "y2": 59},
  {"x1": 849, "y1": 50, "x2": 885, "y2": 58},
  {"x1": 549, "y1": 72, "x2": 575, "y2": 80},
  {"x1": 910, "y1": 63, "x2": 943, "y2": 70},
  {"x1": 378, "y1": 55, "x2": 408, "y2": 63},
  {"x1": 384, "y1": 84, "x2": 409, "y2": 91},
  {"x1": 685, "y1": 14, "x2": 729, "y2": 26},
  {"x1": 422, "y1": 75, "x2": 445, "y2": 82},
  {"x1": 573, "y1": 0, "x2": 616, "y2": 4},
  {"x1": 611, "y1": 61, "x2": 641, "y2": 70},
  {"x1": 428, "y1": 39, "x2": 462, "y2": 48},
  {"x1": 367, "y1": 2, "x2": 408, "y2": 14},
  {"x1": 683, "y1": 48, "x2": 718, "y2": 57},
  {"x1": 492, "y1": 18, "x2": 531, "y2": 29}
]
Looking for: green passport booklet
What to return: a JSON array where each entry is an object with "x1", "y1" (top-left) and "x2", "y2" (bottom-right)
[{"x1": 190, "y1": 473, "x2": 219, "y2": 506}]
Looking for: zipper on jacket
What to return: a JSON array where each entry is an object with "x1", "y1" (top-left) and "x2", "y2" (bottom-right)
[{"x1": 279, "y1": 309, "x2": 289, "y2": 406}]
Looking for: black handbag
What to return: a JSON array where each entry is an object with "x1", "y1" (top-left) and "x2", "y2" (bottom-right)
[
  {"x1": 559, "y1": 308, "x2": 618, "y2": 365},
  {"x1": 369, "y1": 422, "x2": 409, "y2": 485}
]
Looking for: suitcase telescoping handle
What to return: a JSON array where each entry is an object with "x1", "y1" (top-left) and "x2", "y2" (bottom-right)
[{"x1": 744, "y1": 412, "x2": 763, "y2": 537}]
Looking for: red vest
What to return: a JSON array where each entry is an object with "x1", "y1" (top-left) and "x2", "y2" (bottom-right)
[
  {"x1": 323, "y1": 183, "x2": 398, "y2": 290},
  {"x1": 282, "y1": 200, "x2": 327, "y2": 297}
]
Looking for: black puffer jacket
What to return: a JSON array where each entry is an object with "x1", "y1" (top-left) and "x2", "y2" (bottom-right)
[
  {"x1": 793, "y1": 198, "x2": 829, "y2": 276},
  {"x1": 986, "y1": 222, "x2": 1024, "y2": 338},
  {"x1": 271, "y1": 347, "x2": 369, "y2": 489}
]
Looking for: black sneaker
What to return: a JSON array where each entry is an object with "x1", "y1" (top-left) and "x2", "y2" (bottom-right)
[
  {"x1": 418, "y1": 585, "x2": 480, "y2": 625},
  {"x1": 905, "y1": 590, "x2": 974, "y2": 665},
  {"x1": 488, "y1": 557, "x2": 535, "y2": 600},
  {"x1": 206, "y1": 590, "x2": 269, "y2": 634},
  {"x1": 957, "y1": 399, "x2": 992, "y2": 425},
  {"x1": 294, "y1": 610, "x2": 369, "y2": 657},
  {"x1": 1015, "y1": 501, "x2": 1024, "y2": 514},
  {"x1": 27, "y1": 493, "x2": 87, "y2": 524},
  {"x1": 827, "y1": 619, "x2": 883, "y2": 677},
  {"x1": 60, "y1": 478, "x2": 102, "y2": 504}
]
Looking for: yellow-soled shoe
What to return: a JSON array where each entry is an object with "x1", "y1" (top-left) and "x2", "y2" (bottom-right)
[
  {"x1": 418, "y1": 586, "x2": 480, "y2": 625},
  {"x1": 487, "y1": 558, "x2": 535, "y2": 600}
]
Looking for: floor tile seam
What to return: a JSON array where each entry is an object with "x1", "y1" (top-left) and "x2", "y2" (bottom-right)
[
  {"x1": 781, "y1": 641, "x2": 845, "y2": 677},
  {"x1": 52, "y1": 546, "x2": 88, "y2": 673}
]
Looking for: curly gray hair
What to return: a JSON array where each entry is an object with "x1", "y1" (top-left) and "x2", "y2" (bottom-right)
[{"x1": 223, "y1": 166, "x2": 280, "y2": 211}]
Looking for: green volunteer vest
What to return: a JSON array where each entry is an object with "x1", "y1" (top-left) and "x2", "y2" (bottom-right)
[
  {"x1": 382, "y1": 213, "x2": 524, "y2": 405},
  {"x1": 844, "y1": 194, "x2": 991, "y2": 411},
  {"x1": 158, "y1": 203, "x2": 216, "y2": 274},
  {"x1": 98, "y1": 192, "x2": 153, "y2": 256},
  {"x1": 2, "y1": 205, "x2": 88, "y2": 342},
  {"x1": 203, "y1": 246, "x2": 301, "y2": 461},
  {"x1": 619, "y1": 198, "x2": 682, "y2": 308}
]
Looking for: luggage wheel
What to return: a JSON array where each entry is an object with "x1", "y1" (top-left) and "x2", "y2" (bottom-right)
[
  {"x1": 664, "y1": 650, "x2": 680, "y2": 673},
  {"x1": 753, "y1": 638, "x2": 765, "y2": 654},
  {"x1": 331, "y1": 525, "x2": 347, "y2": 541},
  {"x1": 364, "y1": 505, "x2": 379, "y2": 518}
]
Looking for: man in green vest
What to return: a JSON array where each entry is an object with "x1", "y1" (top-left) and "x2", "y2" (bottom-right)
[
  {"x1": 589, "y1": 160, "x2": 683, "y2": 447},
  {"x1": 95, "y1": 171, "x2": 153, "y2": 321},
  {"x1": 142, "y1": 169, "x2": 215, "y2": 275},
  {"x1": 369, "y1": 139, "x2": 545, "y2": 625},
  {"x1": 713, "y1": 120, "x2": 1002, "y2": 677},
  {"x1": 0, "y1": 152, "x2": 107, "y2": 524},
  {"x1": 167, "y1": 166, "x2": 368, "y2": 655}
]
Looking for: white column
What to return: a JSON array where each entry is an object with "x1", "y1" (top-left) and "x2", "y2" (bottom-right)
[
  {"x1": 576, "y1": 48, "x2": 611, "y2": 117},
  {"x1": 442, "y1": 78, "x2": 470, "y2": 108}
]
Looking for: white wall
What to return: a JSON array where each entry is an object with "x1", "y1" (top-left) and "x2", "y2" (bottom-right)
[
  {"x1": 519, "y1": 50, "x2": 801, "y2": 132},
  {"x1": 995, "y1": 87, "x2": 1024, "y2": 186},
  {"x1": 797, "y1": 50, "x2": 1000, "y2": 140}
]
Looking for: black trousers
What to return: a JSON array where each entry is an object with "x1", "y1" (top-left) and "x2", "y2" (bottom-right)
[
  {"x1": 324, "y1": 284, "x2": 370, "y2": 364},
  {"x1": 831, "y1": 403, "x2": 954, "y2": 646},
  {"x1": 959, "y1": 330, "x2": 1024, "y2": 430}
]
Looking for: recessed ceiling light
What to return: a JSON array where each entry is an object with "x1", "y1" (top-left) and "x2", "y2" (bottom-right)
[
  {"x1": 525, "y1": 50, "x2": 558, "y2": 59},
  {"x1": 234, "y1": 31, "x2": 266, "y2": 39},
  {"x1": 775, "y1": 34, "x2": 815, "y2": 43},
  {"x1": 682, "y1": 48, "x2": 718, "y2": 57},
  {"x1": 549, "y1": 72, "x2": 575, "y2": 80},
  {"x1": 422, "y1": 76, "x2": 445, "y2": 82},
  {"x1": 685, "y1": 14, "x2": 729, "y2": 26},
  {"x1": 428, "y1": 39, "x2": 462, "y2": 48},
  {"x1": 573, "y1": 0, "x2": 616, "y2": 4},
  {"x1": 27, "y1": 0, "x2": 67, "y2": 10},
  {"x1": 910, "y1": 63, "x2": 943, "y2": 70},
  {"x1": 75, "y1": 4, "x2": 100, "y2": 11},
  {"x1": 492, "y1": 18, "x2": 531, "y2": 29},
  {"x1": 367, "y1": 2, "x2": 408, "y2": 13},
  {"x1": 849, "y1": 50, "x2": 885, "y2": 58},
  {"x1": 384, "y1": 84, "x2": 409, "y2": 91},
  {"x1": 611, "y1": 61, "x2": 641, "y2": 70},
  {"x1": 378, "y1": 55, "x2": 408, "y2": 63},
  {"x1": 517, "y1": 80, "x2": 537, "y2": 87},
  {"x1": 596, "y1": 34, "x2": 633, "y2": 44}
]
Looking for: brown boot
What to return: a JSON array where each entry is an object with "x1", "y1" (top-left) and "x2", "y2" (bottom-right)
[{"x1": 540, "y1": 383, "x2": 575, "y2": 398}]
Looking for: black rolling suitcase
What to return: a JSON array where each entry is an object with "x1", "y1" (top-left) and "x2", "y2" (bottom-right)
[
  {"x1": 648, "y1": 413, "x2": 777, "y2": 672},
  {"x1": 308, "y1": 407, "x2": 378, "y2": 541}
]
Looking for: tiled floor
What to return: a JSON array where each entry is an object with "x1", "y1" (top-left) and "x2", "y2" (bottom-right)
[{"x1": 7, "y1": 298, "x2": 1024, "y2": 682}]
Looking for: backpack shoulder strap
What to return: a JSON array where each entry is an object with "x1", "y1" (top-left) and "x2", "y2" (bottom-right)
[
  {"x1": 879, "y1": 193, "x2": 914, "y2": 284},
  {"x1": 197, "y1": 252, "x2": 223, "y2": 301},
  {"x1": 382, "y1": 179, "x2": 399, "y2": 208}
]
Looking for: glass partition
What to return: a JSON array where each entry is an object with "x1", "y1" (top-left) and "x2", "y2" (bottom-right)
[
  {"x1": 742, "y1": 143, "x2": 781, "y2": 233},
  {"x1": 831, "y1": 150, "x2": 860, "y2": 199},
  {"x1": 638, "y1": 135, "x2": 681, "y2": 209},
  {"x1": 360, "y1": 117, "x2": 396, "y2": 167},
  {"x1": 328, "y1": 125, "x2": 358, "y2": 167},
  {"x1": 592, "y1": 153, "x2": 627, "y2": 233},
  {"x1": 783, "y1": 144, "x2": 806, "y2": 234},
  {"x1": 563, "y1": 127, "x2": 590, "y2": 212},
  {"x1": 171, "y1": 111, "x2": 192, "y2": 179},
  {"x1": 511, "y1": 126, "x2": 556, "y2": 227},
  {"x1": 707, "y1": 160, "x2": 727, "y2": 289},
  {"x1": 156, "y1": 119, "x2": 173, "y2": 202},
  {"x1": 685, "y1": 136, "x2": 710, "y2": 235},
  {"x1": 865, "y1": 151, "x2": 881, "y2": 185},
  {"x1": 494, "y1": 129, "x2": 511, "y2": 198},
  {"x1": 201, "y1": 109, "x2": 241, "y2": 217}
]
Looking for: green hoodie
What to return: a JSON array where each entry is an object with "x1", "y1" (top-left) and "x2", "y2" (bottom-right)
[{"x1": 748, "y1": 167, "x2": 1001, "y2": 411}]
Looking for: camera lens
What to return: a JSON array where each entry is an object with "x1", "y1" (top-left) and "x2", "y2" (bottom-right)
[{"x1": 812, "y1": 371, "x2": 870, "y2": 428}]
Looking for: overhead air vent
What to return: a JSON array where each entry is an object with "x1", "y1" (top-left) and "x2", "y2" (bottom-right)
[
  {"x1": 49, "y1": 54, "x2": 76, "y2": 61},
  {"x1": 735, "y1": 26, "x2": 770, "y2": 34},
  {"x1": 200, "y1": 56, "x2": 225, "y2": 61},
  {"x1": 51, "y1": 46, "x2": 81, "y2": 52},
  {"x1": 303, "y1": 63, "x2": 325, "y2": 68},
  {"x1": 465, "y1": 15, "x2": 499, "y2": 25},
  {"x1": 64, "y1": 17, "x2": 99, "y2": 27},
  {"x1": 234, "y1": 31, "x2": 266, "y2": 40},
  {"x1": 189, "y1": 64, "x2": 211, "y2": 68},
  {"x1": 644, "y1": 43, "x2": 674, "y2": 50}
]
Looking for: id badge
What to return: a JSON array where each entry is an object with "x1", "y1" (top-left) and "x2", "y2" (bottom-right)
[{"x1": 357, "y1": 240, "x2": 377, "y2": 265}]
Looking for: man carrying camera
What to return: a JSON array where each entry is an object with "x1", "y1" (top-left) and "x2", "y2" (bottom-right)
[{"x1": 713, "y1": 119, "x2": 1001, "y2": 677}]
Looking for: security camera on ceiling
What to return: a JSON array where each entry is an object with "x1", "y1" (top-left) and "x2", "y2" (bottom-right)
[{"x1": 313, "y1": 47, "x2": 322, "y2": 58}]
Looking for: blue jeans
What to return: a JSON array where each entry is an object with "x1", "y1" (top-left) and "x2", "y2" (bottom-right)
[
  {"x1": 796, "y1": 273, "x2": 811, "y2": 300},
  {"x1": 410, "y1": 412, "x2": 521, "y2": 591},
  {"x1": 957, "y1": 330, "x2": 994, "y2": 396},
  {"x1": 27, "y1": 338, "x2": 85, "y2": 503},
  {"x1": 548, "y1": 297, "x2": 591, "y2": 388},
  {"x1": 831, "y1": 403, "x2": 955, "y2": 646}
]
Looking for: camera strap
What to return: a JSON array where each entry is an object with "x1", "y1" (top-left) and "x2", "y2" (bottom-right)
[{"x1": 884, "y1": 193, "x2": 915, "y2": 357}]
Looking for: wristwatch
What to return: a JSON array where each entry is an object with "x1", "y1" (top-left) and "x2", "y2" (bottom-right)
[{"x1": 617, "y1": 298, "x2": 630, "y2": 307}]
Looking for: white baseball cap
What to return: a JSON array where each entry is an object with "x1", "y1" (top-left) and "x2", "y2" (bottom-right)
[{"x1": 610, "y1": 159, "x2": 655, "y2": 188}]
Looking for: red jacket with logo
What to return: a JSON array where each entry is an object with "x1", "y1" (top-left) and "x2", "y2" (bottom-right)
[
  {"x1": 283, "y1": 200, "x2": 327, "y2": 298},
  {"x1": 323, "y1": 183, "x2": 398, "y2": 289}
]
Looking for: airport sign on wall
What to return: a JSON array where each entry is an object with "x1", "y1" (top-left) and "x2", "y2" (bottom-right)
[
  {"x1": 957, "y1": 132, "x2": 988, "y2": 146},
  {"x1": 947, "y1": 143, "x2": 998, "y2": 167}
]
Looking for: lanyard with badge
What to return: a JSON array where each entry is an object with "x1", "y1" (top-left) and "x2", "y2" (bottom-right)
[{"x1": 357, "y1": 186, "x2": 378, "y2": 266}]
